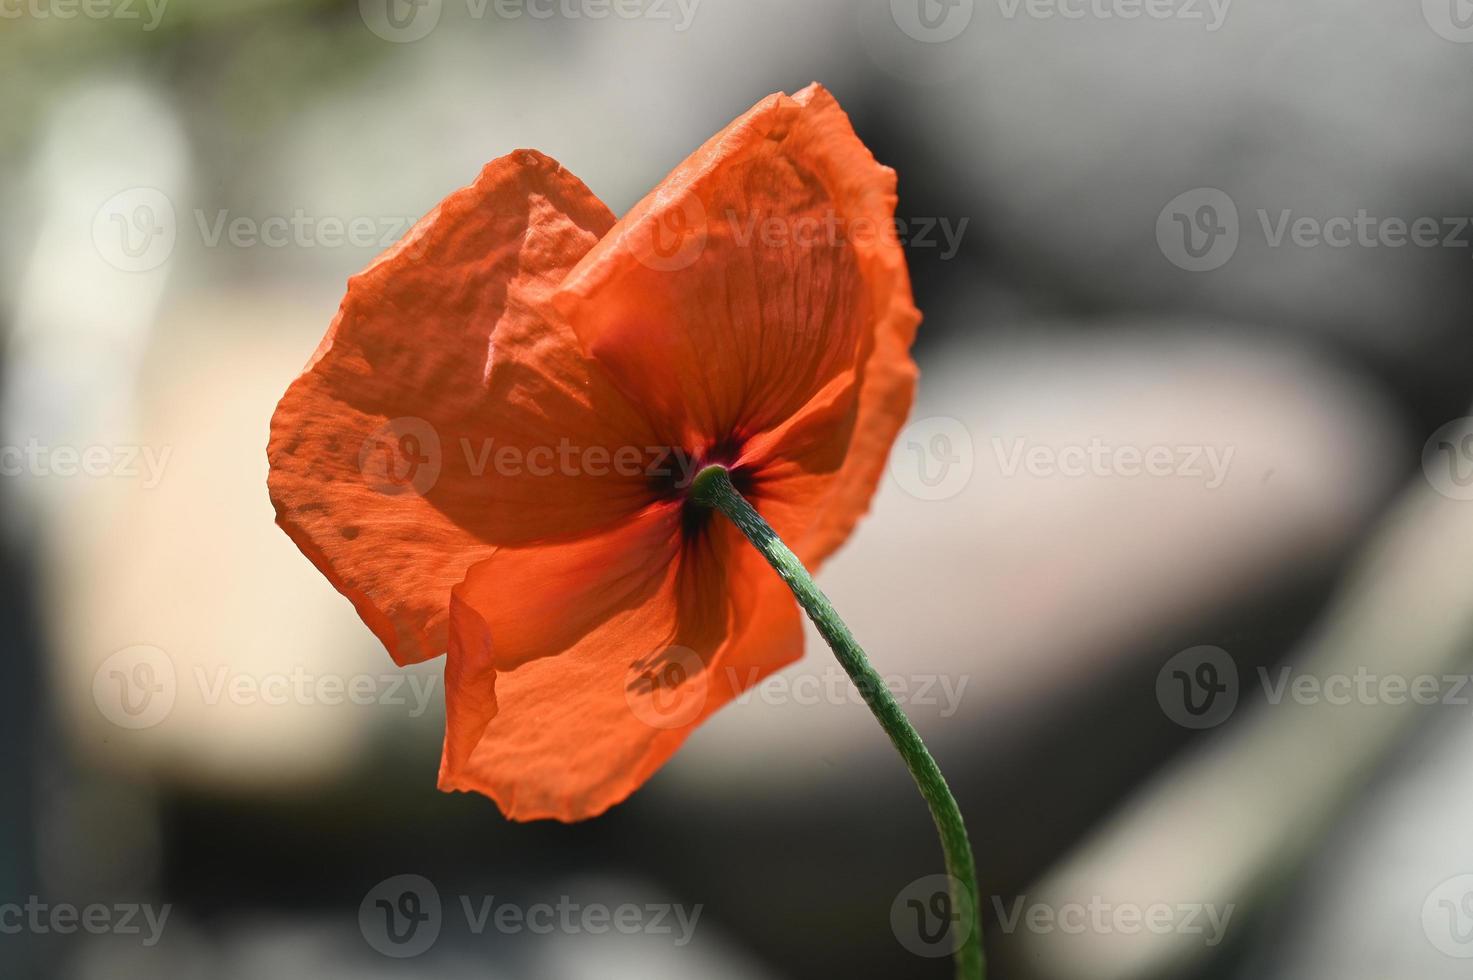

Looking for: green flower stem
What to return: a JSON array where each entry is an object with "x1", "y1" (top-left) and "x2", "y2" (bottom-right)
[{"x1": 691, "y1": 464, "x2": 984, "y2": 980}]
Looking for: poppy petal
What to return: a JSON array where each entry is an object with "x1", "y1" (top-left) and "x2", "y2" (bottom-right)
[
  {"x1": 553, "y1": 83, "x2": 906, "y2": 455},
  {"x1": 268, "y1": 150, "x2": 625, "y2": 665},
  {"x1": 440, "y1": 521, "x2": 800, "y2": 822},
  {"x1": 449, "y1": 503, "x2": 684, "y2": 675},
  {"x1": 743, "y1": 301, "x2": 919, "y2": 569}
]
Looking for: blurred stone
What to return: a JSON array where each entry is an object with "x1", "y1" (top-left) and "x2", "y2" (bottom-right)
[
  {"x1": 892, "y1": 0, "x2": 1473, "y2": 362},
  {"x1": 51, "y1": 286, "x2": 443, "y2": 791},
  {"x1": 998, "y1": 472, "x2": 1473, "y2": 979}
]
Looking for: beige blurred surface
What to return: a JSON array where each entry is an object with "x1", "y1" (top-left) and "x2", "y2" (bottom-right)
[{"x1": 48, "y1": 286, "x2": 443, "y2": 789}]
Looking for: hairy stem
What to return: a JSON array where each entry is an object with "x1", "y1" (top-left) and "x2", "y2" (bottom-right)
[{"x1": 691, "y1": 464, "x2": 984, "y2": 979}]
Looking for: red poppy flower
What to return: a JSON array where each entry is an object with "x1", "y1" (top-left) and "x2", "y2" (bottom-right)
[{"x1": 267, "y1": 83, "x2": 920, "y2": 821}]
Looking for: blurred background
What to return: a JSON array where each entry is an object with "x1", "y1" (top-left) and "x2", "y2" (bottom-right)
[{"x1": 4, "y1": 0, "x2": 1473, "y2": 977}]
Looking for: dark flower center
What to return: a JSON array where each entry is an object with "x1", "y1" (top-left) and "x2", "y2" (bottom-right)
[{"x1": 647, "y1": 435, "x2": 755, "y2": 538}]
